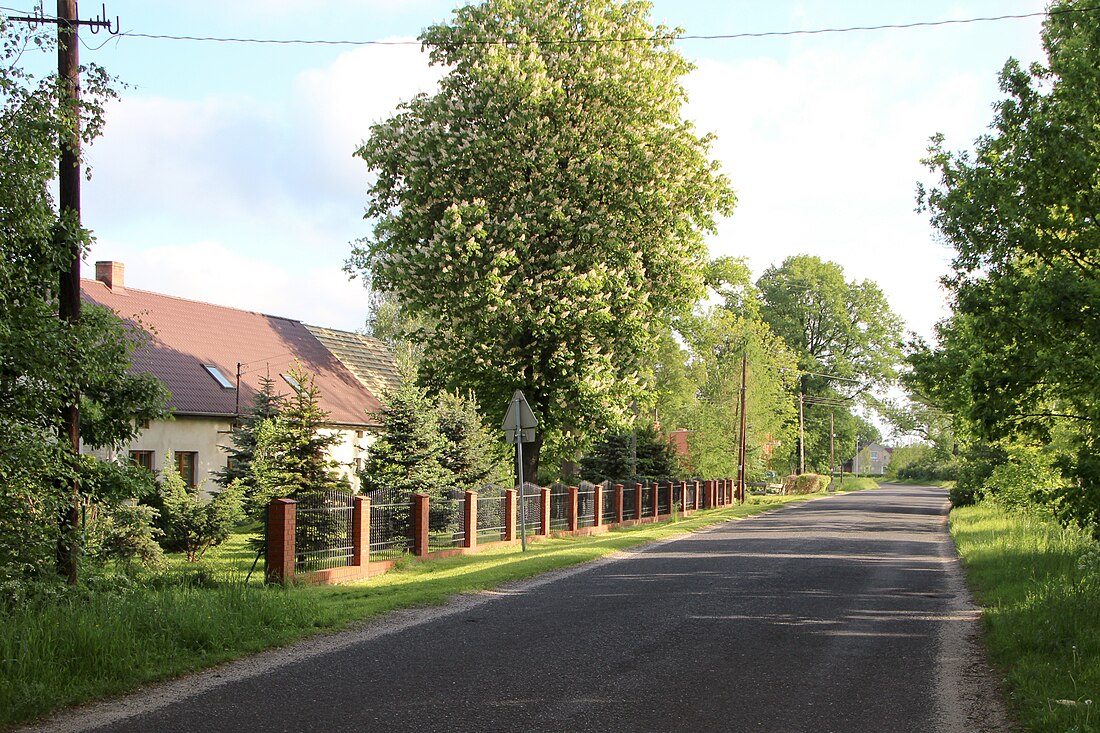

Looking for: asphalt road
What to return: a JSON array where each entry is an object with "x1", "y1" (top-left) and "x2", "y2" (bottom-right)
[{"x1": 31, "y1": 484, "x2": 1011, "y2": 733}]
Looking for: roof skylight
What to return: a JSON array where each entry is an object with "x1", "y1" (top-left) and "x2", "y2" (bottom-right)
[{"x1": 203, "y1": 364, "x2": 235, "y2": 389}]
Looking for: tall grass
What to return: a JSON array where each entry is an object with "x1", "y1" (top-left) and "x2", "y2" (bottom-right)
[
  {"x1": 1, "y1": 492, "x2": 823, "y2": 729},
  {"x1": 951, "y1": 503, "x2": 1100, "y2": 732}
]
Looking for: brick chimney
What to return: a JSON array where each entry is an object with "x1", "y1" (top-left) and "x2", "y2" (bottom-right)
[{"x1": 95, "y1": 261, "x2": 125, "y2": 293}]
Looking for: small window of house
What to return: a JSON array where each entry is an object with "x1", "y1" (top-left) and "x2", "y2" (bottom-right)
[
  {"x1": 203, "y1": 364, "x2": 235, "y2": 389},
  {"x1": 130, "y1": 450, "x2": 155, "y2": 472},
  {"x1": 871, "y1": 451, "x2": 879, "y2": 461},
  {"x1": 175, "y1": 451, "x2": 198, "y2": 488},
  {"x1": 281, "y1": 372, "x2": 300, "y2": 390}
]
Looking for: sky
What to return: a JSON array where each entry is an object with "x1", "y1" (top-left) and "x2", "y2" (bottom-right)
[{"x1": 4, "y1": 0, "x2": 1050, "y2": 339}]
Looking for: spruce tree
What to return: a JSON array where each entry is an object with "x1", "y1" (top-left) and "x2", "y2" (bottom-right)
[
  {"x1": 436, "y1": 390, "x2": 508, "y2": 493},
  {"x1": 215, "y1": 373, "x2": 284, "y2": 518}
]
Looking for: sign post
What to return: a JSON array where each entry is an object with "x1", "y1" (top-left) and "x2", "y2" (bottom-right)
[{"x1": 501, "y1": 390, "x2": 537, "y2": 551}]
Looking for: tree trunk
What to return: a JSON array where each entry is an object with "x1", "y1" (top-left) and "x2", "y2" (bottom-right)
[{"x1": 521, "y1": 433, "x2": 543, "y2": 487}]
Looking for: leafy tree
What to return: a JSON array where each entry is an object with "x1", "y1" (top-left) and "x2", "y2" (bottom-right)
[
  {"x1": 757, "y1": 255, "x2": 903, "y2": 472},
  {"x1": 349, "y1": 0, "x2": 735, "y2": 481},
  {"x1": 154, "y1": 456, "x2": 244, "y2": 562},
  {"x1": 914, "y1": 0, "x2": 1100, "y2": 526},
  {"x1": 0, "y1": 20, "x2": 168, "y2": 581}
]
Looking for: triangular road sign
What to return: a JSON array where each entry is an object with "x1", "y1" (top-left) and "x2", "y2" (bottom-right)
[{"x1": 501, "y1": 390, "x2": 538, "y2": 431}]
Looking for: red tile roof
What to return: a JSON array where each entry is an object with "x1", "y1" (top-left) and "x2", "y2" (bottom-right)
[{"x1": 81, "y1": 279, "x2": 382, "y2": 426}]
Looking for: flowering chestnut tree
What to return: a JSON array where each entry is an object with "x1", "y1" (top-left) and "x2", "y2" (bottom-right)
[{"x1": 350, "y1": 0, "x2": 735, "y2": 479}]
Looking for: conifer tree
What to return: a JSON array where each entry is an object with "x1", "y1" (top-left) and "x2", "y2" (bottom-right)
[
  {"x1": 215, "y1": 373, "x2": 284, "y2": 518},
  {"x1": 436, "y1": 390, "x2": 508, "y2": 493}
]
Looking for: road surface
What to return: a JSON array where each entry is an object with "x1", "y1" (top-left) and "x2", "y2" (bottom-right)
[{"x1": 28, "y1": 484, "x2": 1011, "y2": 732}]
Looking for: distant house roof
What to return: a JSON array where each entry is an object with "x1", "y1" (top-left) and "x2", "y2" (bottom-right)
[
  {"x1": 304, "y1": 325, "x2": 402, "y2": 402},
  {"x1": 81, "y1": 267, "x2": 387, "y2": 427}
]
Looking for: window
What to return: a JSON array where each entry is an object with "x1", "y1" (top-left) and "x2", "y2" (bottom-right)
[
  {"x1": 871, "y1": 451, "x2": 879, "y2": 461},
  {"x1": 130, "y1": 450, "x2": 155, "y2": 472},
  {"x1": 203, "y1": 364, "x2": 235, "y2": 389},
  {"x1": 175, "y1": 451, "x2": 198, "y2": 488},
  {"x1": 281, "y1": 372, "x2": 300, "y2": 390}
]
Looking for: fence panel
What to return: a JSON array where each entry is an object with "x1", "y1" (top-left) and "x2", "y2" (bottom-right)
[
  {"x1": 477, "y1": 486, "x2": 507, "y2": 543},
  {"x1": 549, "y1": 482, "x2": 570, "y2": 532},
  {"x1": 519, "y1": 482, "x2": 542, "y2": 536},
  {"x1": 641, "y1": 480, "x2": 655, "y2": 517},
  {"x1": 622, "y1": 483, "x2": 638, "y2": 520},
  {"x1": 365, "y1": 486, "x2": 412, "y2": 561},
  {"x1": 428, "y1": 488, "x2": 466, "y2": 551},
  {"x1": 656, "y1": 479, "x2": 670, "y2": 516},
  {"x1": 600, "y1": 482, "x2": 617, "y2": 525},
  {"x1": 577, "y1": 481, "x2": 597, "y2": 528},
  {"x1": 294, "y1": 488, "x2": 355, "y2": 573}
]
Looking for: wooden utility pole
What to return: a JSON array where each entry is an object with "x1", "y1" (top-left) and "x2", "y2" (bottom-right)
[
  {"x1": 830, "y1": 411, "x2": 835, "y2": 483},
  {"x1": 736, "y1": 352, "x2": 748, "y2": 504},
  {"x1": 56, "y1": 0, "x2": 83, "y2": 585},
  {"x1": 798, "y1": 392, "x2": 806, "y2": 475}
]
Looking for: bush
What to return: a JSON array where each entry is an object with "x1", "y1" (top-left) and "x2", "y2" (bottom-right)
[
  {"x1": 782, "y1": 473, "x2": 829, "y2": 494},
  {"x1": 152, "y1": 458, "x2": 244, "y2": 562},
  {"x1": 981, "y1": 445, "x2": 1065, "y2": 512}
]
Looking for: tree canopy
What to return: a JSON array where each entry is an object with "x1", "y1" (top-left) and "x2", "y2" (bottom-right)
[
  {"x1": 349, "y1": 0, "x2": 735, "y2": 480},
  {"x1": 913, "y1": 0, "x2": 1100, "y2": 526}
]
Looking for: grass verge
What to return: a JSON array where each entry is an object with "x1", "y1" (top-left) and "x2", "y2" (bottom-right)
[
  {"x1": 1, "y1": 493, "x2": 818, "y2": 729},
  {"x1": 951, "y1": 503, "x2": 1100, "y2": 732}
]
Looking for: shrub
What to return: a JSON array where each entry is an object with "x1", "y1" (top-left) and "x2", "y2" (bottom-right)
[
  {"x1": 153, "y1": 458, "x2": 244, "y2": 562},
  {"x1": 782, "y1": 473, "x2": 829, "y2": 494}
]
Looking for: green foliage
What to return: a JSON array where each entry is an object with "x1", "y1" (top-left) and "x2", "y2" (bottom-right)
[
  {"x1": 782, "y1": 473, "x2": 831, "y2": 495},
  {"x1": 349, "y1": 0, "x2": 735, "y2": 479},
  {"x1": 0, "y1": 22, "x2": 169, "y2": 580},
  {"x1": 84, "y1": 503, "x2": 164, "y2": 572},
  {"x1": 757, "y1": 255, "x2": 903, "y2": 472},
  {"x1": 154, "y1": 457, "x2": 244, "y2": 563},
  {"x1": 215, "y1": 374, "x2": 284, "y2": 518},
  {"x1": 982, "y1": 444, "x2": 1066, "y2": 512},
  {"x1": 579, "y1": 424, "x2": 682, "y2": 483},
  {"x1": 915, "y1": 1, "x2": 1100, "y2": 528},
  {"x1": 435, "y1": 390, "x2": 509, "y2": 491}
]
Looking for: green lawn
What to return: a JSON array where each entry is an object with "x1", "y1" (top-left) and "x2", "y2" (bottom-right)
[
  {"x1": 1, "y1": 492, "x2": 822, "y2": 729},
  {"x1": 951, "y1": 503, "x2": 1100, "y2": 732}
]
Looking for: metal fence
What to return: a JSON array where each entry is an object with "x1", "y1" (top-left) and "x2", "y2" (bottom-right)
[
  {"x1": 365, "y1": 486, "x2": 412, "y2": 561},
  {"x1": 428, "y1": 488, "x2": 466, "y2": 552},
  {"x1": 294, "y1": 488, "x2": 355, "y2": 573},
  {"x1": 476, "y1": 486, "x2": 507, "y2": 543},
  {"x1": 601, "y1": 482, "x2": 617, "y2": 524},
  {"x1": 577, "y1": 481, "x2": 597, "y2": 528},
  {"x1": 622, "y1": 482, "x2": 638, "y2": 520},
  {"x1": 519, "y1": 482, "x2": 542, "y2": 536},
  {"x1": 655, "y1": 480, "x2": 670, "y2": 516},
  {"x1": 549, "y1": 482, "x2": 570, "y2": 532},
  {"x1": 641, "y1": 480, "x2": 655, "y2": 517}
]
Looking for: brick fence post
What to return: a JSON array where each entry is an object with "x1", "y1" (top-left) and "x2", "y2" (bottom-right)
[
  {"x1": 693, "y1": 479, "x2": 701, "y2": 510},
  {"x1": 568, "y1": 486, "x2": 578, "y2": 531},
  {"x1": 680, "y1": 480, "x2": 688, "y2": 512},
  {"x1": 666, "y1": 481, "x2": 674, "y2": 516},
  {"x1": 615, "y1": 484, "x2": 624, "y2": 525},
  {"x1": 540, "y1": 488, "x2": 551, "y2": 536},
  {"x1": 265, "y1": 498, "x2": 297, "y2": 585},
  {"x1": 352, "y1": 496, "x2": 370, "y2": 568},
  {"x1": 634, "y1": 482, "x2": 643, "y2": 521},
  {"x1": 464, "y1": 491, "x2": 477, "y2": 549},
  {"x1": 413, "y1": 493, "x2": 430, "y2": 556},
  {"x1": 504, "y1": 489, "x2": 517, "y2": 541},
  {"x1": 593, "y1": 484, "x2": 603, "y2": 528},
  {"x1": 703, "y1": 480, "x2": 713, "y2": 509}
]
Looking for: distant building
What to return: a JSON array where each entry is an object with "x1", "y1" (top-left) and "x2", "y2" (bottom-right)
[
  {"x1": 81, "y1": 261, "x2": 399, "y2": 493},
  {"x1": 845, "y1": 442, "x2": 893, "y2": 475}
]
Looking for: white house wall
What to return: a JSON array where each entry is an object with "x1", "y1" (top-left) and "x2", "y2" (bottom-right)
[{"x1": 88, "y1": 417, "x2": 375, "y2": 496}]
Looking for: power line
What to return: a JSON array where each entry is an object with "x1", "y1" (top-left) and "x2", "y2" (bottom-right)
[{"x1": 4, "y1": 4, "x2": 1097, "y2": 48}]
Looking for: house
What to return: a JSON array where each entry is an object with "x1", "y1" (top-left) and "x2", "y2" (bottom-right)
[
  {"x1": 81, "y1": 261, "x2": 399, "y2": 493},
  {"x1": 846, "y1": 442, "x2": 892, "y2": 475}
]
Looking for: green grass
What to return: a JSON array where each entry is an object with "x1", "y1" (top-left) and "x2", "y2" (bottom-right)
[
  {"x1": 951, "y1": 503, "x2": 1100, "y2": 732},
  {"x1": 0, "y1": 493, "x2": 822, "y2": 729},
  {"x1": 833, "y1": 476, "x2": 880, "y2": 492}
]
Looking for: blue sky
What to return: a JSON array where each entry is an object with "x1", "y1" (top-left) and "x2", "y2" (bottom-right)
[{"x1": 4, "y1": 1, "x2": 1049, "y2": 337}]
